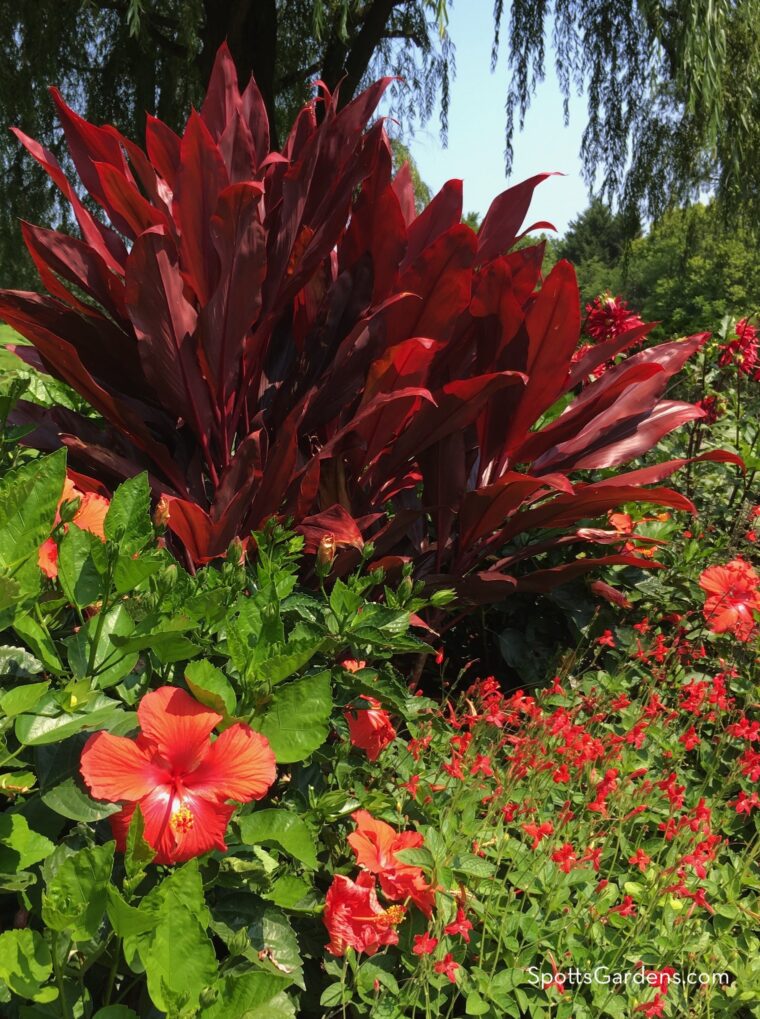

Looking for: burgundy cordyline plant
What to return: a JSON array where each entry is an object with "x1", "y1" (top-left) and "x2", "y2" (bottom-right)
[{"x1": 0, "y1": 46, "x2": 740, "y2": 602}]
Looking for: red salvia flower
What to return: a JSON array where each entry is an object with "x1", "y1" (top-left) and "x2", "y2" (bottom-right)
[
  {"x1": 635, "y1": 993, "x2": 667, "y2": 1017},
  {"x1": 608, "y1": 895, "x2": 637, "y2": 917},
  {"x1": 347, "y1": 810, "x2": 435, "y2": 915},
  {"x1": 345, "y1": 696, "x2": 397, "y2": 761},
  {"x1": 628, "y1": 848, "x2": 651, "y2": 872},
  {"x1": 733, "y1": 790, "x2": 760, "y2": 814},
  {"x1": 444, "y1": 907, "x2": 473, "y2": 942},
  {"x1": 584, "y1": 293, "x2": 645, "y2": 344},
  {"x1": 80, "y1": 686, "x2": 276, "y2": 865},
  {"x1": 323, "y1": 872, "x2": 405, "y2": 956},
  {"x1": 718, "y1": 318, "x2": 759, "y2": 377},
  {"x1": 434, "y1": 953, "x2": 460, "y2": 984},
  {"x1": 522, "y1": 821, "x2": 554, "y2": 849},
  {"x1": 551, "y1": 843, "x2": 578, "y2": 873},
  {"x1": 413, "y1": 932, "x2": 439, "y2": 956},
  {"x1": 699, "y1": 559, "x2": 760, "y2": 642}
]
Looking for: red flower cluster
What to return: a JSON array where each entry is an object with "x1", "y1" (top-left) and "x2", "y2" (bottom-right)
[
  {"x1": 718, "y1": 318, "x2": 760, "y2": 379},
  {"x1": 583, "y1": 293, "x2": 646, "y2": 344},
  {"x1": 80, "y1": 687, "x2": 276, "y2": 864},
  {"x1": 699, "y1": 558, "x2": 760, "y2": 642}
]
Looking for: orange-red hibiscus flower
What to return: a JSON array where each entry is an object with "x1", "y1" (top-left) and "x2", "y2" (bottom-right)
[
  {"x1": 699, "y1": 558, "x2": 760, "y2": 642},
  {"x1": 347, "y1": 810, "x2": 435, "y2": 915},
  {"x1": 323, "y1": 872, "x2": 405, "y2": 956},
  {"x1": 345, "y1": 696, "x2": 396, "y2": 761},
  {"x1": 38, "y1": 476, "x2": 110, "y2": 579},
  {"x1": 80, "y1": 686, "x2": 276, "y2": 865}
]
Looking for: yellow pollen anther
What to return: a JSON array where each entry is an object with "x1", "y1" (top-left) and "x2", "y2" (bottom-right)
[
  {"x1": 170, "y1": 805, "x2": 194, "y2": 835},
  {"x1": 376, "y1": 905, "x2": 406, "y2": 928}
]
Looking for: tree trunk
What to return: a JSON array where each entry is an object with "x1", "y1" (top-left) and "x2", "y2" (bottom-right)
[{"x1": 198, "y1": 0, "x2": 279, "y2": 148}]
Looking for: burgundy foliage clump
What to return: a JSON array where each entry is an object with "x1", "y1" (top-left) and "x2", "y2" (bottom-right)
[{"x1": 0, "y1": 45, "x2": 739, "y2": 601}]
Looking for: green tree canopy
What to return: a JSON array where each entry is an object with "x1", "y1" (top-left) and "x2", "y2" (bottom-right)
[{"x1": 624, "y1": 203, "x2": 760, "y2": 337}]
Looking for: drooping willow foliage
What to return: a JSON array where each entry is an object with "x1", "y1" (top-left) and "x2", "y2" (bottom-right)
[{"x1": 0, "y1": 0, "x2": 758, "y2": 288}]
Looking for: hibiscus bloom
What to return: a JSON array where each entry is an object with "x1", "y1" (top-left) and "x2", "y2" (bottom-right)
[
  {"x1": 347, "y1": 810, "x2": 435, "y2": 915},
  {"x1": 345, "y1": 696, "x2": 396, "y2": 761},
  {"x1": 80, "y1": 686, "x2": 276, "y2": 864},
  {"x1": 323, "y1": 872, "x2": 405, "y2": 956},
  {"x1": 699, "y1": 559, "x2": 760, "y2": 641},
  {"x1": 39, "y1": 475, "x2": 110, "y2": 579}
]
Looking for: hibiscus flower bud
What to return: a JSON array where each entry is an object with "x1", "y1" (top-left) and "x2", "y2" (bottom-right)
[
  {"x1": 153, "y1": 495, "x2": 171, "y2": 530},
  {"x1": 316, "y1": 532, "x2": 336, "y2": 576}
]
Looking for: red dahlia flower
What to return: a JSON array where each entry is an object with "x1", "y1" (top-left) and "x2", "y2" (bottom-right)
[
  {"x1": 583, "y1": 293, "x2": 645, "y2": 344},
  {"x1": 80, "y1": 686, "x2": 276, "y2": 864},
  {"x1": 344, "y1": 696, "x2": 396, "y2": 761},
  {"x1": 347, "y1": 810, "x2": 435, "y2": 915},
  {"x1": 718, "y1": 318, "x2": 759, "y2": 378},
  {"x1": 698, "y1": 558, "x2": 760, "y2": 642},
  {"x1": 323, "y1": 872, "x2": 405, "y2": 956}
]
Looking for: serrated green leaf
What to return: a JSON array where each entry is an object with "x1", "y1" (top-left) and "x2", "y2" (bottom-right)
[
  {"x1": 0, "y1": 681, "x2": 49, "y2": 717},
  {"x1": 238, "y1": 809, "x2": 318, "y2": 869},
  {"x1": 57, "y1": 525, "x2": 106, "y2": 608},
  {"x1": 67, "y1": 603, "x2": 138, "y2": 687},
  {"x1": 15, "y1": 699, "x2": 132, "y2": 745},
  {"x1": 42, "y1": 778, "x2": 120, "y2": 822},
  {"x1": 0, "y1": 449, "x2": 65, "y2": 575},
  {"x1": 0, "y1": 814, "x2": 54, "y2": 873},
  {"x1": 0, "y1": 929, "x2": 53, "y2": 1000},
  {"x1": 104, "y1": 473, "x2": 153, "y2": 555},
  {"x1": 128, "y1": 861, "x2": 217, "y2": 1013},
  {"x1": 252, "y1": 672, "x2": 332, "y2": 763},
  {"x1": 0, "y1": 645, "x2": 41, "y2": 680},
  {"x1": 42, "y1": 841, "x2": 114, "y2": 940},
  {"x1": 185, "y1": 660, "x2": 236, "y2": 716},
  {"x1": 203, "y1": 972, "x2": 293, "y2": 1019}
]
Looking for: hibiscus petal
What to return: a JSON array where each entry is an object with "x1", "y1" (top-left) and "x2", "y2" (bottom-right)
[
  {"x1": 135, "y1": 786, "x2": 234, "y2": 865},
  {"x1": 137, "y1": 686, "x2": 222, "y2": 771},
  {"x1": 172, "y1": 793, "x2": 235, "y2": 863},
  {"x1": 38, "y1": 537, "x2": 59, "y2": 579},
  {"x1": 73, "y1": 492, "x2": 109, "y2": 539},
  {"x1": 186, "y1": 724, "x2": 276, "y2": 802},
  {"x1": 80, "y1": 730, "x2": 167, "y2": 801}
]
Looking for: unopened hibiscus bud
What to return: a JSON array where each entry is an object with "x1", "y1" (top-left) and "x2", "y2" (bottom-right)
[
  {"x1": 227, "y1": 536, "x2": 244, "y2": 564},
  {"x1": 430, "y1": 588, "x2": 456, "y2": 608},
  {"x1": 153, "y1": 496, "x2": 171, "y2": 530},
  {"x1": 58, "y1": 495, "x2": 82, "y2": 524},
  {"x1": 316, "y1": 533, "x2": 336, "y2": 576}
]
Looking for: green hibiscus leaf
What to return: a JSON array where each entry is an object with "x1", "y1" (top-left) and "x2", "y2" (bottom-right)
[
  {"x1": 0, "y1": 929, "x2": 54, "y2": 1001},
  {"x1": 0, "y1": 814, "x2": 54, "y2": 873},
  {"x1": 237, "y1": 809, "x2": 318, "y2": 869},
  {"x1": 104, "y1": 473, "x2": 153, "y2": 556},
  {"x1": 42, "y1": 841, "x2": 115, "y2": 941},
  {"x1": 251, "y1": 672, "x2": 332, "y2": 763}
]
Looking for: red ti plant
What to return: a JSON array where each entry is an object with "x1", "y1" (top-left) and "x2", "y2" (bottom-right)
[{"x1": 0, "y1": 45, "x2": 740, "y2": 601}]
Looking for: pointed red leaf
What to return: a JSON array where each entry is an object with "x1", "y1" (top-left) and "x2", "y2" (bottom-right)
[
  {"x1": 174, "y1": 111, "x2": 229, "y2": 304},
  {"x1": 477, "y1": 172, "x2": 558, "y2": 261},
  {"x1": 296, "y1": 505, "x2": 364, "y2": 552}
]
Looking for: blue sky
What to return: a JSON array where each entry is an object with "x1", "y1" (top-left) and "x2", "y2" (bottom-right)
[{"x1": 381, "y1": 2, "x2": 591, "y2": 236}]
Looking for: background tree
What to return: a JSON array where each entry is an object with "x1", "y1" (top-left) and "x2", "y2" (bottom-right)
[
  {"x1": 559, "y1": 199, "x2": 760, "y2": 337},
  {"x1": 1, "y1": 0, "x2": 760, "y2": 288},
  {"x1": 556, "y1": 200, "x2": 640, "y2": 305}
]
